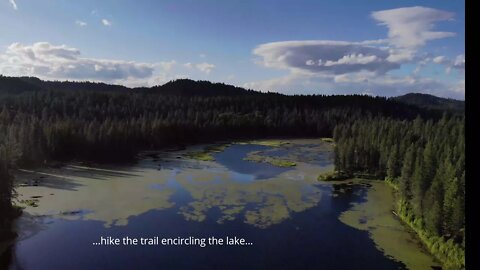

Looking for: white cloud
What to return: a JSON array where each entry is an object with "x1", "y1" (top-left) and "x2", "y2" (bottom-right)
[
  {"x1": 433, "y1": 56, "x2": 447, "y2": 64},
  {"x1": 199, "y1": 53, "x2": 206, "y2": 58},
  {"x1": 454, "y1": 54, "x2": 465, "y2": 69},
  {"x1": 451, "y1": 79, "x2": 465, "y2": 94},
  {"x1": 371, "y1": 6, "x2": 455, "y2": 49},
  {"x1": 430, "y1": 54, "x2": 465, "y2": 74},
  {"x1": 325, "y1": 53, "x2": 378, "y2": 66},
  {"x1": 102, "y1": 19, "x2": 112, "y2": 26},
  {"x1": 243, "y1": 73, "x2": 314, "y2": 94},
  {"x1": 187, "y1": 61, "x2": 218, "y2": 74},
  {"x1": 0, "y1": 42, "x2": 223, "y2": 87},
  {"x1": 158, "y1": 60, "x2": 176, "y2": 71},
  {"x1": 9, "y1": 0, "x2": 17, "y2": 10},
  {"x1": 333, "y1": 71, "x2": 375, "y2": 83},
  {"x1": 196, "y1": 62, "x2": 215, "y2": 74},
  {"x1": 244, "y1": 72, "x2": 463, "y2": 99},
  {"x1": 253, "y1": 40, "x2": 399, "y2": 75},
  {"x1": 248, "y1": 6, "x2": 462, "y2": 99},
  {"x1": 0, "y1": 42, "x2": 154, "y2": 83},
  {"x1": 76, "y1": 20, "x2": 87, "y2": 27}
]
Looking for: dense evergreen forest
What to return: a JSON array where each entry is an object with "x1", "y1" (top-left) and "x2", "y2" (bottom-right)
[
  {"x1": 0, "y1": 76, "x2": 441, "y2": 166},
  {"x1": 333, "y1": 115, "x2": 465, "y2": 268},
  {"x1": 0, "y1": 76, "x2": 465, "y2": 268}
]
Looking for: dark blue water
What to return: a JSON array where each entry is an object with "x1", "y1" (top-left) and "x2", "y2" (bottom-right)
[
  {"x1": 1, "y1": 143, "x2": 407, "y2": 270},
  {"x1": 213, "y1": 144, "x2": 293, "y2": 180},
  {"x1": 266, "y1": 146, "x2": 333, "y2": 167},
  {"x1": 3, "y1": 184, "x2": 405, "y2": 270}
]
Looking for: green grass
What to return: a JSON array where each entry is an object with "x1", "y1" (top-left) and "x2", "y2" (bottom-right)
[
  {"x1": 395, "y1": 199, "x2": 465, "y2": 269},
  {"x1": 237, "y1": 140, "x2": 289, "y2": 147},
  {"x1": 317, "y1": 171, "x2": 350, "y2": 181},
  {"x1": 320, "y1": 137, "x2": 334, "y2": 143},
  {"x1": 268, "y1": 159, "x2": 297, "y2": 167},
  {"x1": 184, "y1": 143, "x2": 231, "y2": 161},
  {"x1": 13, "y1": 204, "x2": 26, "y2": 210},
  {"x1": 243, "y1": 155, "x2": 296, "y2": 167},
  {"x1": 19, "y1": 199, "x2": 39, "y2": 207},
  {"x1": 184, "y1": 151, "x2": 215, "y2": 161},
  {"x1": 204, "y1": 143, "x2": 231, "y2": 153},
  {"x1": 385, "y1": 177, "x2": 399, "y2": 191}
]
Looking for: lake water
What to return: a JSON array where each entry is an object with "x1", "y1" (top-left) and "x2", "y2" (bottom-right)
[{"x1": 1, "y1": 139, "x2": 438, "y2": 269}]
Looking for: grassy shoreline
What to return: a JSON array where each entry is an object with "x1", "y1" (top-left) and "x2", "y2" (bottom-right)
[
  {"x1": 184, "y1": 143, "x2": 231, "y2": 161},
  {"x1": 243, "y1": 154, "x2": 296, "y2": 167},
  {"x1": 338, "y1": 179, "x2": 441, "y2": 269},
  {"x1": 394, "y1": 199, "x2": 465, "y2": 269},
  {"x1": 335, "y1": 176, "x2": 464, "y2": 269},
  {"x1": 384, "y1": 179, "x2": 465, "y2": 269}
]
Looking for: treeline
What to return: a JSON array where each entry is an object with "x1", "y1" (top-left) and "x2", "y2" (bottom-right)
[
  {"x1": 0, "y1": 88, "x2": 435, "y2": 165},
  {"x1": 0, "y1": 136, "x2": 21, "y2": 239},
  {"x1": 333, "y1": 115, "x2": 465, "y2": 268}
]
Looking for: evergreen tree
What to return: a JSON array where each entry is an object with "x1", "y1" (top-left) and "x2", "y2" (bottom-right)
[{"x1": 399, "y1": 145, "x2": 415, "y2": 199}]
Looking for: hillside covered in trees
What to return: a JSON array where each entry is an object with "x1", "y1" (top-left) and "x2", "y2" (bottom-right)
[
  {"x1": 392, "y1": 93, "x2": 465, "y2": 112},
  {"x1": 0, "y1": 76, "x2": 465, "y2": 268},
  {"x1": 333, "y1": 115, "x2": 465, "y2": 268},
  {"x1": 0, "y1": 76, "x2": 445, "y2": 164}
]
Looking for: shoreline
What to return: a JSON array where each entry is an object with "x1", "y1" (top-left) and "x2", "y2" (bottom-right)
[{"x1": 335, "y1": 178, "x2": 441, "y2": 269}]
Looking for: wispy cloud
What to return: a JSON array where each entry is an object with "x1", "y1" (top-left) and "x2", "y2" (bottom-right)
[
  {"x1": 75, "y1": 20, "x2": 87, "y2": 27},
  {"x1": 370, "y1": 7, "x2": 456, "y2": 63},
  {"x1": 0, "y1": 42, "x2": 154, "y2": 83},
  {"x1": 158, "y1": 60, "x2": 176, "y2": 71},
  {"x1": 253, "y1": 40, "x2": 399, "y2": 75},
  {"x1": 0, "y1": 42, "x2": 221, "y2": 88},
  {"x1": 432, "y1": 54, "x2": 465, "y2": 74},
  {"x1": 248, "y1": 6, "x2": 463, "y2": 99},
  {"x1": 101, "y1": 19, "x2": 112, "y2": 26},
  {"x1": 196, "y1": 62, "x2": 215, "y2": 74},
  {"x1": 9, "y1": 0, "x2": 17, "y2": 10},
  {"x1": 371, "y1": 6, "x2": 455, "y2": 49}
]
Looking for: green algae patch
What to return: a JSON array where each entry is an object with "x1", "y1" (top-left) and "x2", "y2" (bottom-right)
[
  {"x1": 268, "y1": 159, "x2": 296, "y2": 167},
  {"x1": 317, "y1": 170, "x2": 350, "y2": 181},
  {"x1": 243, "y1": 152, "x2": 296, "y2": 167},
  {"x1": 395, "y1": 199, "x2": 465, "y2": 269},
  {"x1": 175, "y1": 164, "x2": 322, "y2": 228},
  {"x1": 184, "y1": 151, "x2": 215, "y2": 161},
  {"x1": 338, "y1": 179, "x2": 440, "y2": 270},
  {"x1": 19, "y1": 199, "x2": 39, "y2": 207},
  {"x1": 15, "y1": 166, "x2": 176, "y2": 228},
  {"x1": 184, "y1": 143, "x2": 231, "y2": 161},
  {"x1": 236, "y1": 140, "x2": 289, "y2": 147},
  {"x1": 320, "y1": 137, "x2": 334, "y2": 143}
]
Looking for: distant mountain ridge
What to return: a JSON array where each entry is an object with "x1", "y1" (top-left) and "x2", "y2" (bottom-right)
[
  {"x1": 0, "y1": 76, "x2": 257, "y2": 97},
  {"x1": 135, "y1": 79, "x2": 258, "y2": 96},
  {"x1": 392, "y1": 93, "x2": 464, "y2": 112},
  {"x1": 0, "y1": 76, "x2": 464, "y2": 112}
]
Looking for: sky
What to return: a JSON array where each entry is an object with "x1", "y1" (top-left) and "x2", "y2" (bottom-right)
[{"x1": 0, "y1": 0, "x2": 465, "y2": 99}]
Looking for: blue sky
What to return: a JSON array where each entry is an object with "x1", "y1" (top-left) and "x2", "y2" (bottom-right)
[{"x1": 0, "y1": 0, "x2": 465, "y2": 99}]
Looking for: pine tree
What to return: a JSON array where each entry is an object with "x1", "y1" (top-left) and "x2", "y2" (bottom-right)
[
  {"x1": 423, "y1": 177, "x2": 444, "y2": 234},
  {"x1": 399, "y1": 145, "x2": 415, "y2": 199},
  {"x1": 386, "y1": 144, "x2": 400, "y2": 180},
  {"x1": 442, "y1": 158, "x2": 459, "y2": 235}
]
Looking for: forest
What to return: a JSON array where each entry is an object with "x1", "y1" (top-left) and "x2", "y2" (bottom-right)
[
  {"x1": 0, "y1": 76, "x2": 464, "y2": 267},
  {"x1": 333, "y1": 115, "x2": 465, "y2": 268}
]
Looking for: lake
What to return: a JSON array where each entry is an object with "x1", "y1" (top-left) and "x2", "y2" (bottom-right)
[{"x1": 1, "y1": 139, "x2": 439, "y2": 269}]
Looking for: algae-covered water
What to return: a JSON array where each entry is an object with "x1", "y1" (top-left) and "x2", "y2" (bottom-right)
[{"x1": 1, "y1": 139, "x2": 439, "y2": 269}]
